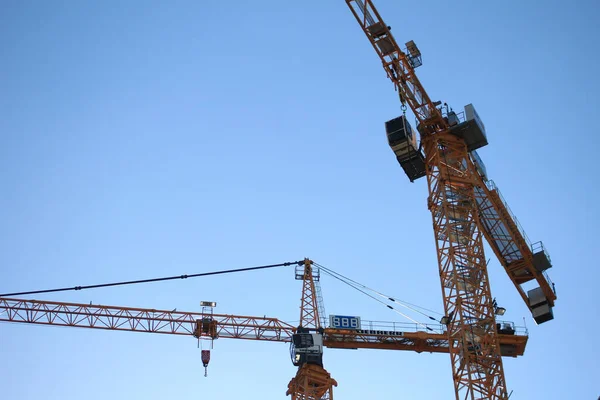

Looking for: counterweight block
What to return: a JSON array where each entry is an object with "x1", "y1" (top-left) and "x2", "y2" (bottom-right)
[
  {"x1": 385, "y1": 115, "x2": 426, "y2": 182},
  {"x1": 448, "y1": 104, "x2": 488, "y2": 152}
]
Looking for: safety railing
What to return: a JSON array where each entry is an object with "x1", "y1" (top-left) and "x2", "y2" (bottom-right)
[
  {"x1": 314, "y1": 276, "x2": 328, "y2": 329},
  {"x1": 439, "y1": 109, "x2": 466, "y2": 126},
  {"x1": 531, "y1": 241, "x2": 555, "y2": 292},
  {"x1": 495, "y1": 320, "x2": 528, "y2": 336},
  {"x1": 359, "y1": 319, "x2": 443, "y2": 333},
  {"x1": 328, "y1": 319, "x2": 528, "y2": 336},
  {"x1": 486, "y1": 180, "x2": 533, "y2": 250},
  {"x1": 542, "y1": 270, "x2": 556, "y2": 295},
  {"x1": 531, "y1": 241, "x2": 552, "y2": 265},
  {"x1": 475, "y1": 185, "x2": 523, "y2": 262}
]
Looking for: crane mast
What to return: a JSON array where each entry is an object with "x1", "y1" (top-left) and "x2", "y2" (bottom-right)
[
  {"x1": 287, "y1": 259, "x2": 338, "y2": 400},
  {"x1": 0, "y1": 2, "x2": 555, "y2": 397},
  {"x1": 425, "y1": 136, "x2": 507, "y2": 399},
  {"x1": 346, "y1": 1, "x2": 509, "y2": 398},
  {"x1": 299, "y1": 259, "x2": 322, "y2": 329}
]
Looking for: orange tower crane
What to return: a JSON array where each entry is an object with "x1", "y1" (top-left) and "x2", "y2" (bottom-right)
[
  {"x1": 0, "y1": 259, "x2": 529, "y2": 397},
  {"x1": 345, "y1": 1, "x2": 557, "y2": 399},
  {"x1": 287, "y1": 259, "x2": 338, "y2": 400}
]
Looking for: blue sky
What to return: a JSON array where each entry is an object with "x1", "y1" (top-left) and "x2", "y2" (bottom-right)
[{"x1": 1, "y1": 0, "x2": 598, "y2": 398}]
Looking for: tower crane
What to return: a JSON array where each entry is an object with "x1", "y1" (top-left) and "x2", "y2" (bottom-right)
[
  {"x1": 0, "y1": 259, "x2": 529, "y2": 398},
  {"x1": 287, "y1": 259, "x2": 337, "y2": 399},
  {"x1": 344, "y1": 1, "x2": 557, "y2": 399}
]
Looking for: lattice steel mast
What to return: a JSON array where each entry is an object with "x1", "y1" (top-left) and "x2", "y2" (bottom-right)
[
  {"x1": 345, "y1": 1, "x2": 509, "y2": 398},
  {"x1": 287, "y1": 258, "x2": 338, "y2": 400}
]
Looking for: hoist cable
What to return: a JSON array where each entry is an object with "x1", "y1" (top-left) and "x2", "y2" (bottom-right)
[
  {"x1": 321, "y1": 267, "x2": 429, "y2": 329},
  {"x1": 0, "y1": 260, "x2": 303, "y2": 297},
  {"x1": 315, "y1": 263, "x2": 439, "y2": 321},
  {"x1": 314, "y1": 262, "x2": 442, "y2": 319},
  {"x1": 314, "y1": 263, "x2": 438, "y2": 332}
]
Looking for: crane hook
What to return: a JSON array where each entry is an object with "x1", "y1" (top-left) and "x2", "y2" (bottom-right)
[{"x1": 201, "y1": 349, "x2": 211, "y2": 377}]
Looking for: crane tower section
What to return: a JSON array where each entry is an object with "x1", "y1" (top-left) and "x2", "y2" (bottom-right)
[
  {"x1": 288, "y1": 259, "x2": 337, "y2": 399},
  {"x1": 347, "y1": 0, "x2": 556, "y2": 325},
  {"x1": 346, "y1": 1, "x2": 509, "y2": 398}
]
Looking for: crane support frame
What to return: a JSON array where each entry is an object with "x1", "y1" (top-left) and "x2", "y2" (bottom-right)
[
  {"x1": 345, "y1": 1, "x2": 513, "y2": 398},
  {"x1": 287, "y1": 364, "x2": 338, "y2": 400},
  {"x1": 345, "y1": 0, "x2": 446, "y2": 130},
  {"x1": 0, "y1": 297, "x2": 295, "y2": 341},
  {"x1": 346, "y1": 0, "x2": 557, "y2": 325},
  {"x1": 299, "y1": 259, "x2": 321, "y2": 330},
  {"x1": 473, "y1": 179, "x2": 556, "y2": 311},
  {"x1": 0, "y1": 296, "x2": 527, "y2": 356},
  {"x1": 424, "y1": 135, "x2": 509, "y2": 399},
  {"x1": 324, "y1": 327, "x2": 526, "y2": 357}
]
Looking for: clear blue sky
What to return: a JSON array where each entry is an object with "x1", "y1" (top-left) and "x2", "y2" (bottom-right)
[{"x1": 1, "y1": 1, "x2": 598, "y2": 398}]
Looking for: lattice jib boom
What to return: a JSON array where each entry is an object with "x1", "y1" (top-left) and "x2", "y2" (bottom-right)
[
  {"x1": 0, "y1": 297, "x2": 295, "y2": 341},
  {"x1": 0, "y1": 297, "x2": 527, "y2": 357},
  {"x1": 346, "y1": 0, "x2": 446, "y2": 130}
]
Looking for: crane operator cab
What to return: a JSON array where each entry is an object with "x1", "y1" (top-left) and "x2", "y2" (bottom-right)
[{"x1": 290, "y1": 327, "x2": 324, "y2": 367}]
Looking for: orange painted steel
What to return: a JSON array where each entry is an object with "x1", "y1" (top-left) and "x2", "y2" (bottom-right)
[
  {"x1": 299, "y1": 259, "x2": 321, "y2": 330},
  {"x1": 423, "y1": 135, "x2": 509, "y2": 399},
  {"x1": 474, "y1": 179, "x2": 556, "y2": 308},
  {"x1": 287, "y1": 364, "x2": 338, "y2": 400},
  {"x1": 345, "y1": 1, "x2": 440, "y2": 125},
  {"x1": 0, "y1": 297, "x2": 295, "y2": 341},
  {"x1": 0, "y1": 296, "x2": 527, "y2": 356},
  {"x1": 345, "y1": 1, "x2": 512, "y2": 398},
  {"x1": 323, "y1": 327, "x2": 526, "y2": 357},
  {"x1": 345, "y1": 0, "x2": 556, "y2": 321},
  {"x1": 289, "y1": 259, "x2": 337, "y2": 399}
]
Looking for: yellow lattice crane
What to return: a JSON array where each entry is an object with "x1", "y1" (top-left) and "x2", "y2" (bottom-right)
[
  {"x1": 0, "y1": 259, "x2": 529, "y2": 398},
  {"x1": 344, "y1": 1, "x2": 557, "y2": 398},
  {"x1": 0, "y1": 2, "x2": 557, "y2": 398}
]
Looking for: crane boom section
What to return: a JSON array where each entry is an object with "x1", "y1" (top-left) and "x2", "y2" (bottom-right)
[
  {"x1": 346, "y1": 0, "x2": 445, "y2": 131},
  {"x1": 0, "y1": 297, "x2": 295, "y2": 341},
  {"x1": 348, "y1": 0, "x2": 556, "y2": 327},
  {"x1": 323, "y1": 327, "x2": 526, "y2": 357},
  {"x1": 472, "y1": 175, "x2": 556, "y2": 317},
  {"x1": 0, "y1": 297, "x2": 526, "y2": 356}
]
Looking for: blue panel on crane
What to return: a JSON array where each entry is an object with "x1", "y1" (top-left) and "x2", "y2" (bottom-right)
[{"x1": 329, "y1": 315, "x2": 361, "y2": 329}]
